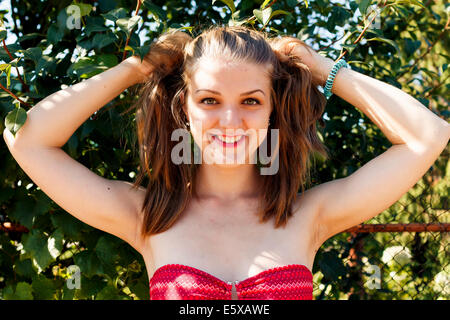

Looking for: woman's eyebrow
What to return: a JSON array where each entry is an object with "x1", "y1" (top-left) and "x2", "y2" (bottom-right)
[{"x1": 195, "y1": 89, "x2": 265, "y2": 96}]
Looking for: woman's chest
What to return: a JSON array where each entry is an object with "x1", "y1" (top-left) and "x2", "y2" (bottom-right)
[{"x1": 141, "y1": 199, "x2": 317, "y2": 283}]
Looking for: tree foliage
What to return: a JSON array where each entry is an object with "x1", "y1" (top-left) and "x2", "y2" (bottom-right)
[{"x1": 0, "y1": 0, "x2": 448, "y2": 299}]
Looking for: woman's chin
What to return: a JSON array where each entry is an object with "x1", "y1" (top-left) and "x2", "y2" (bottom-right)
[{"x1": 201, "y1": 150, "x2": 257, "y2": 167}]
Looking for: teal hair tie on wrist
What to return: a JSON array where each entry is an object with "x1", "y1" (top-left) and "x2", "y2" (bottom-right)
[{"x1": 323, "y1": 58, "x2": 349, "y2": 100}]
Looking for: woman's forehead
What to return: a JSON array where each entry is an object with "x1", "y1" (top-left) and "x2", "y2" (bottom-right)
[
  {"x1": 195, "y1": 57, "x2": 254, "y2": 72},
  {"x1": 189, "y1": 58, "x2": 271, "y2": 90}
]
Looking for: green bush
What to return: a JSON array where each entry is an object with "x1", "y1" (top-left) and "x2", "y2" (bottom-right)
[{"x1": 0, "y1": 0, "x2": 448, "y2": 300}]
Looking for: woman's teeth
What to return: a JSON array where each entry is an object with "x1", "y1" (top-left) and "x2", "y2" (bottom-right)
[{"x1": 215, "y1": 135, "x2": 244, "y2": 143}]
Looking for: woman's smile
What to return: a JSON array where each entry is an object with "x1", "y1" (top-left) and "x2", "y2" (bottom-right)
[{"x1": 211, "y1": 134, "x2": 246, "y2": 147}]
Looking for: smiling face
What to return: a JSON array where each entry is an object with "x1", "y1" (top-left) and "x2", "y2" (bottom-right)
[{"x1": 183, "y1": 57, "x2": 273, "y2": 167}]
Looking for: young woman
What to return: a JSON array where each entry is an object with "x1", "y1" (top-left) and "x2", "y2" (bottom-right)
[{"x1": 3, "y1": 25, "x2": 449, "y2": 300}]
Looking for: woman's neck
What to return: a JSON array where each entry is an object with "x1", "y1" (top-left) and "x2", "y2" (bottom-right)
[{"x1": 194, "y1": 164, "x2": 263, "y2": 202}]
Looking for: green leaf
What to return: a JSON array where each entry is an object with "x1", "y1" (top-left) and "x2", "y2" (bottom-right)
[
  {"x1": 0, "y1": 43, "x2": 19, "y2": 61},
  {"x1": 15, "y1": 282, "x2": 34, "y2": 300},
  {"x1": 55, "y1": 8, "x2": 71, "y2": 33},
  {"x1": 62, "y1": 281, "x2": 76, "y2": 300},
  {"x1": 95, "y1": 236, "x2": 117, "y2": 265},
  {"x1": 48, "y1": 228, "x2": 64, "y2": 259},
  {"x1": 128, "y1": 280, "x2": 149, "y2": 300},
  {"x1": 231, "y1": 9, "x2": 241, "y2": 20},
  {"x1": 135, "y1": 45, "x2": 151, "y2": 63},
  {"x1": 330, "y1": 6, "x2": 352, "y2": 27},
  {"x1": 228, "y1": 19, "x2": 248, "y2": 27},
  {"x1": 124, "y1": 45, "x2": 135, "y2": 55},
  {"x1": 79, "y1": 275, "x2": 107, "y2": 298},
  {"x1": 366, "y1": 37, "x2": 400, "y2": 54},
  {"x1": 73, "y1": 250, "x2": 103, "y2": 277},
  {"x1": 67, "y1": 3, "x2": 93, "y2": 18},
  {"x1": 79, "y1": 3, "x2": 93, "y2": 16},
  {"x1": 0, "y1": 18, "x2": 6, "y2": 41},
  {"x1": 126, "y1": 43, "x2": 151, "y2": 63},
  {"x1": 0, "y1": 63, "x2": 10, "y2": 71},
  {"x1": 318, "y1": 250, "x2": 347, "y2": 281},
  {"x1": 97, "y1": 54, "x2": 119, "y2": 68},
  {"x1": 6, "y1": 64, "x2": 11, "y2": 87},
  {"x1": 84, "y1": 16, "x2": 109, "y2": 36},
  {"x1": 47, "y1": 24, "x2": 65, "y2": 44},
  {"x1": 116, "y1": 15, "x2": 141, "y2": 36},
  {"x1": 68, "y1": 54, "x2": 118, "y2": 79},
  {"x1": 15, "y1": 259, "x2": 35, "y2": 278},
  {"x1": 253, "y1": 7, "x2": 272, "y2": 26},
  {"x1": 10, "y1": 199, "x2": 35, "y2": 229},
  {"x1": 342, "y1": 43, "x2": 357, "y2": 55},
  {"x1": 3, "y1": 285, "x2": 16, "y2": 299},
  {"x1": 270, "y1": 10, "x2": 292, "y2": 22},
  {"x1": 0, "y1": 30, "x2": 6, "y2": 42},
  {"x1": 34, "y1": 191, "x2": 53, "y2": 217},
  {"x1": 404, "y1": 38, "x2": 421, "y2": 56},
  {"x1": 23, "y1": 230, "x2": 54, "y2": 273},
  {"x1": 350, "y1": 1, "x2": 359, "y2": 11},
  {"x1": 0, "y1": 63, "x2": 12, "y2": 87},
  {"x1": 32, "y1": 275, "x2": 56, "y2": 299},
  {"x1": 358, "y1": 0, "x2": 372, "y2": 15},
  {"x1": 95, "y1": 284, "x2": 119, "y2": 300},
  {"x1": 212, "y1": 0, "x2": 236, "y2": 14},
  {"x1": 36, "y1": 55, "x2": 57, "y2": 75},
  {"x1": 50, "y1": 212, "x2": 85, "y2": 240},
  {"x1": 101, "y1": 8, "x2": 128, "y2": 22},
  {"x1": 5, "y1": 105, "x2": 27, "y2": 137},
  {"x1": 395, "y1": 0, "x2": 426, "y2": 9},
  {"x1": 9, "y1": 58, "x2": 20, "y2": 68},
  {"x1": 260, "y1": 0, "x2": 271, "y2": 9},
  {"x1": 143, "y1": 1, "x2": 168, "y2": 21},
  {"x1": 19, "y1": 47, "x2": 42, "y2": 64}
]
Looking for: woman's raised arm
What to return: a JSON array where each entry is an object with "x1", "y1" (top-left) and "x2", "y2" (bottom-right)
[
  {"x1": 3, "y1": 56, "x2": 153, "y2": 253},
  {"x1": 4, "y1": 56, "x2": 149, "y2": 148}
]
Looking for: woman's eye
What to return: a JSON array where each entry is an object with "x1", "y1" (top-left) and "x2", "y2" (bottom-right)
[
  {"x1": 245, "y1": 98, "x2": 260, "y2": 105},
  {"x1": 200, "y1": 98, "x2": 261, "y2": 105},
  {"x1": 201, "y1": 98, "x2": 216, "y2": 105}
]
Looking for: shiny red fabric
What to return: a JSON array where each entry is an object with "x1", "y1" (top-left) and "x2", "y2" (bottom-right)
[{"x1": 149, "y1": 263, "x2": 313, "y2": 300}]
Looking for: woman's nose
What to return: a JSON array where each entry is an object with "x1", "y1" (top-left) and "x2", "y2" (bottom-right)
[{"x1": 219, "y1": 108, "x2": 243, "y2": 129}]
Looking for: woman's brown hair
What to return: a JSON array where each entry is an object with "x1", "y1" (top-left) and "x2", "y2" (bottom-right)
[{"x1": 129, "y1": 24, "x2": 329, "y2": 238}]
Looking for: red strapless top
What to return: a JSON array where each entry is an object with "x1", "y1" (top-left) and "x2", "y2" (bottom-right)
[{"x1": 149, "y1": 263, "x2": 313, "y2": 300}]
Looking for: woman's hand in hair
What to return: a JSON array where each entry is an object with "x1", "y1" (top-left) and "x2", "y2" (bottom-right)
[
  {"x1": 121, "y1": 55, "x2": 156, "y2": 85},
  {"x1": 271, "y1": 36, "x2": 334, "y2": 87},
  {"x1": 121, "y1": 31, "x2": 192, "y2": 84}
]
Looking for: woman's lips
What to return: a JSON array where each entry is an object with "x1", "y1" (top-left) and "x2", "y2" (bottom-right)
[{"x1": 211, "y1": 134, "x2": 246, "y2": 147}]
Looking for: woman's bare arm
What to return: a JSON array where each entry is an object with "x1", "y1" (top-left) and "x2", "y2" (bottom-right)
[
  {"x1": 3, "y1": 57, "x2": 150, "y2": 253},
  {"x1": 304, "y1": 55, "x2": 449, "y2": 247},
  {"x1": 5, "y1": 58, "x2": 142, "y2": 148}
]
